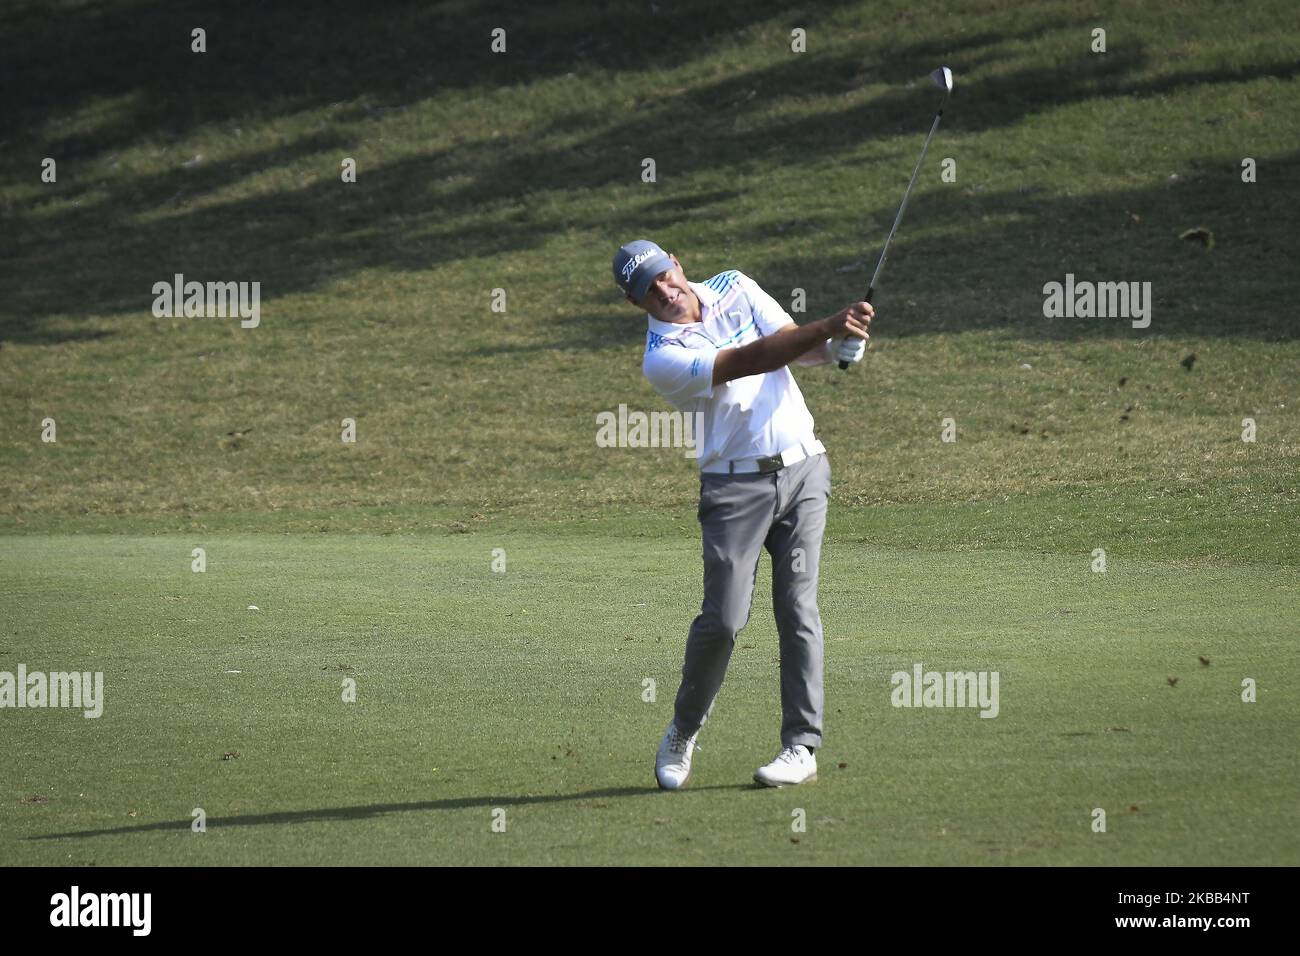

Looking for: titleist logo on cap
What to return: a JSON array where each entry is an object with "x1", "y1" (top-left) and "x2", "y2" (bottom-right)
[{"x1": 621, "y1": 249, "x2": 657, "y2": 281}]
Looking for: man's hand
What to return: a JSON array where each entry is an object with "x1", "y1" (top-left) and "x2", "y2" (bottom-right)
[
  {"x1": 835, "y1": 336, "x2": 866, "y2": 364},
  {"x1": 829, "y1": 301, "x2": 873, "y2": 365},
  {"x1": 712, "y1": 301, "x2": 874, "y2": 384},
  {"x1": 826, "y1": 301, "x2": 874, "y2": 342}
]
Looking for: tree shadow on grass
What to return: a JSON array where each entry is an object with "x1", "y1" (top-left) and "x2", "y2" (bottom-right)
[
  {"x1": 772, "y1": 154, "x2": 1300, "y2": 342},
  {"x1": 3, "y1": 0, "x2": 864, "y2": 158},
  {"x1": 4, "y1": 1, "x2": 1298, "y2": 345},
  {"x1": 446, "y1": 146, "x2": 1300, "y2": 358}
]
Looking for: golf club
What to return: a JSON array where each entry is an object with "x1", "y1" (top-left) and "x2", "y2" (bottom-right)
[{"x1": 839, "y1": 65, "x2": 954, "y2": 368}]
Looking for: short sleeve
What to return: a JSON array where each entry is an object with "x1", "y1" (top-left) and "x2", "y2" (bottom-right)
[
  {"x1": 738, "y1": 273, "x2": 796, "y2": 336},
  {"x1": 643, "y1": 342, "x2": 716, "y2": 409}
]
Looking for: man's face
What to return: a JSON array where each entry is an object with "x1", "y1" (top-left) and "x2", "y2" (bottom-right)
[{"x1": 630, "y1": 254, "x2": 696, "y2": 323}]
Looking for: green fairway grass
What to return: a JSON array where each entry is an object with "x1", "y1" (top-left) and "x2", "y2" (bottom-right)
[
  {"x1": 2, "y1": 0, "x2": 1298, "y2": 865},
  {"x1": 1, "y1": 534, "x2": 1295, "y2": 865}
]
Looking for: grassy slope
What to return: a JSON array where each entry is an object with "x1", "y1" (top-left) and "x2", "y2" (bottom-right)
[
  {"x1": 1, "y1": 0, "x2": 1297, "y2": 559},
  {"x1": 1, "y1": 0, "x2": 1298, "y2": 865}
]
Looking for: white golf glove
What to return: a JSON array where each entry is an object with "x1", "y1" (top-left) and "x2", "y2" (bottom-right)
[{"x1": 835, "y1": 336, "x2": 866, "y2": 365}]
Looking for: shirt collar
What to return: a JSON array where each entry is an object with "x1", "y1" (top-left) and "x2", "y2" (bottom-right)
[{"x1": 646, "y1": 280, "x2": 718, "y2": 336}]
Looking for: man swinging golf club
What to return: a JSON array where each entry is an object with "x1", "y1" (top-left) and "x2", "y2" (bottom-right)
[{"x1": 613, "y1": 240, "x2": 872, "y2": 788}]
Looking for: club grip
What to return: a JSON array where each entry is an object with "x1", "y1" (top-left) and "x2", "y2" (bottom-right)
[{"x1": 837, "y1": 286, "x2": 874, "y2": 370}]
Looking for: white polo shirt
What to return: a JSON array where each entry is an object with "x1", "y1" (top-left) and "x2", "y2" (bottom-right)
[{"x1": 642, "y1": 270, "x2": 823, "y2": 472}]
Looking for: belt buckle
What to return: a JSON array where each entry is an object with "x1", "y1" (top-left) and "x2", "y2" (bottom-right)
[{"x1": 756, "y1": 455, "x2": 783, "y2": 474}]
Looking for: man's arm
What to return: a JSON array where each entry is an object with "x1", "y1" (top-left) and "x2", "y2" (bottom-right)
[
  {"x1": 712, "y1": 303, "x2": 872, "y2": 385},
  {"x1": 794, "y1": 337, "x2": 834, "y2": 366}
]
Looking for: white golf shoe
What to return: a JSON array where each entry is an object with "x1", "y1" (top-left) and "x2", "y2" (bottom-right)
[
  {"x1": 754, "y1": 744, "x2": 817, "y2": 787},
  {"x1": 655, "y1": 721, "x2": 699, "y2": 790}
]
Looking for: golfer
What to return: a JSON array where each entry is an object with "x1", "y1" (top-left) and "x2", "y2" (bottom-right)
[{"x1": 612, "y1": 240, "x2": 873, "y2": 788}]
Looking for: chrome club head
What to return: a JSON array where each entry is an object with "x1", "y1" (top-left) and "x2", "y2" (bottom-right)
[{"x1": 930, "y1": 65, "x2": 954, "y2": 94}]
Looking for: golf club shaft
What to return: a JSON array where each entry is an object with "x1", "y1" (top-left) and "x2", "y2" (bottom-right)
[{"x1": 839, "y1": 110, "x2": 944, "y2": 369}]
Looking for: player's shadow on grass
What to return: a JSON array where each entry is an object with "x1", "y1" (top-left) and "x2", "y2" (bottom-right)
[{"x1": 26, "y1": 784, "x2": 755, "y2": 841}]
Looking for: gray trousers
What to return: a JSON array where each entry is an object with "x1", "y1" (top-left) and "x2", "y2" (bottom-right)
[{"x1": 673, "y1": 452, "x2": 831, "y2": 750}]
